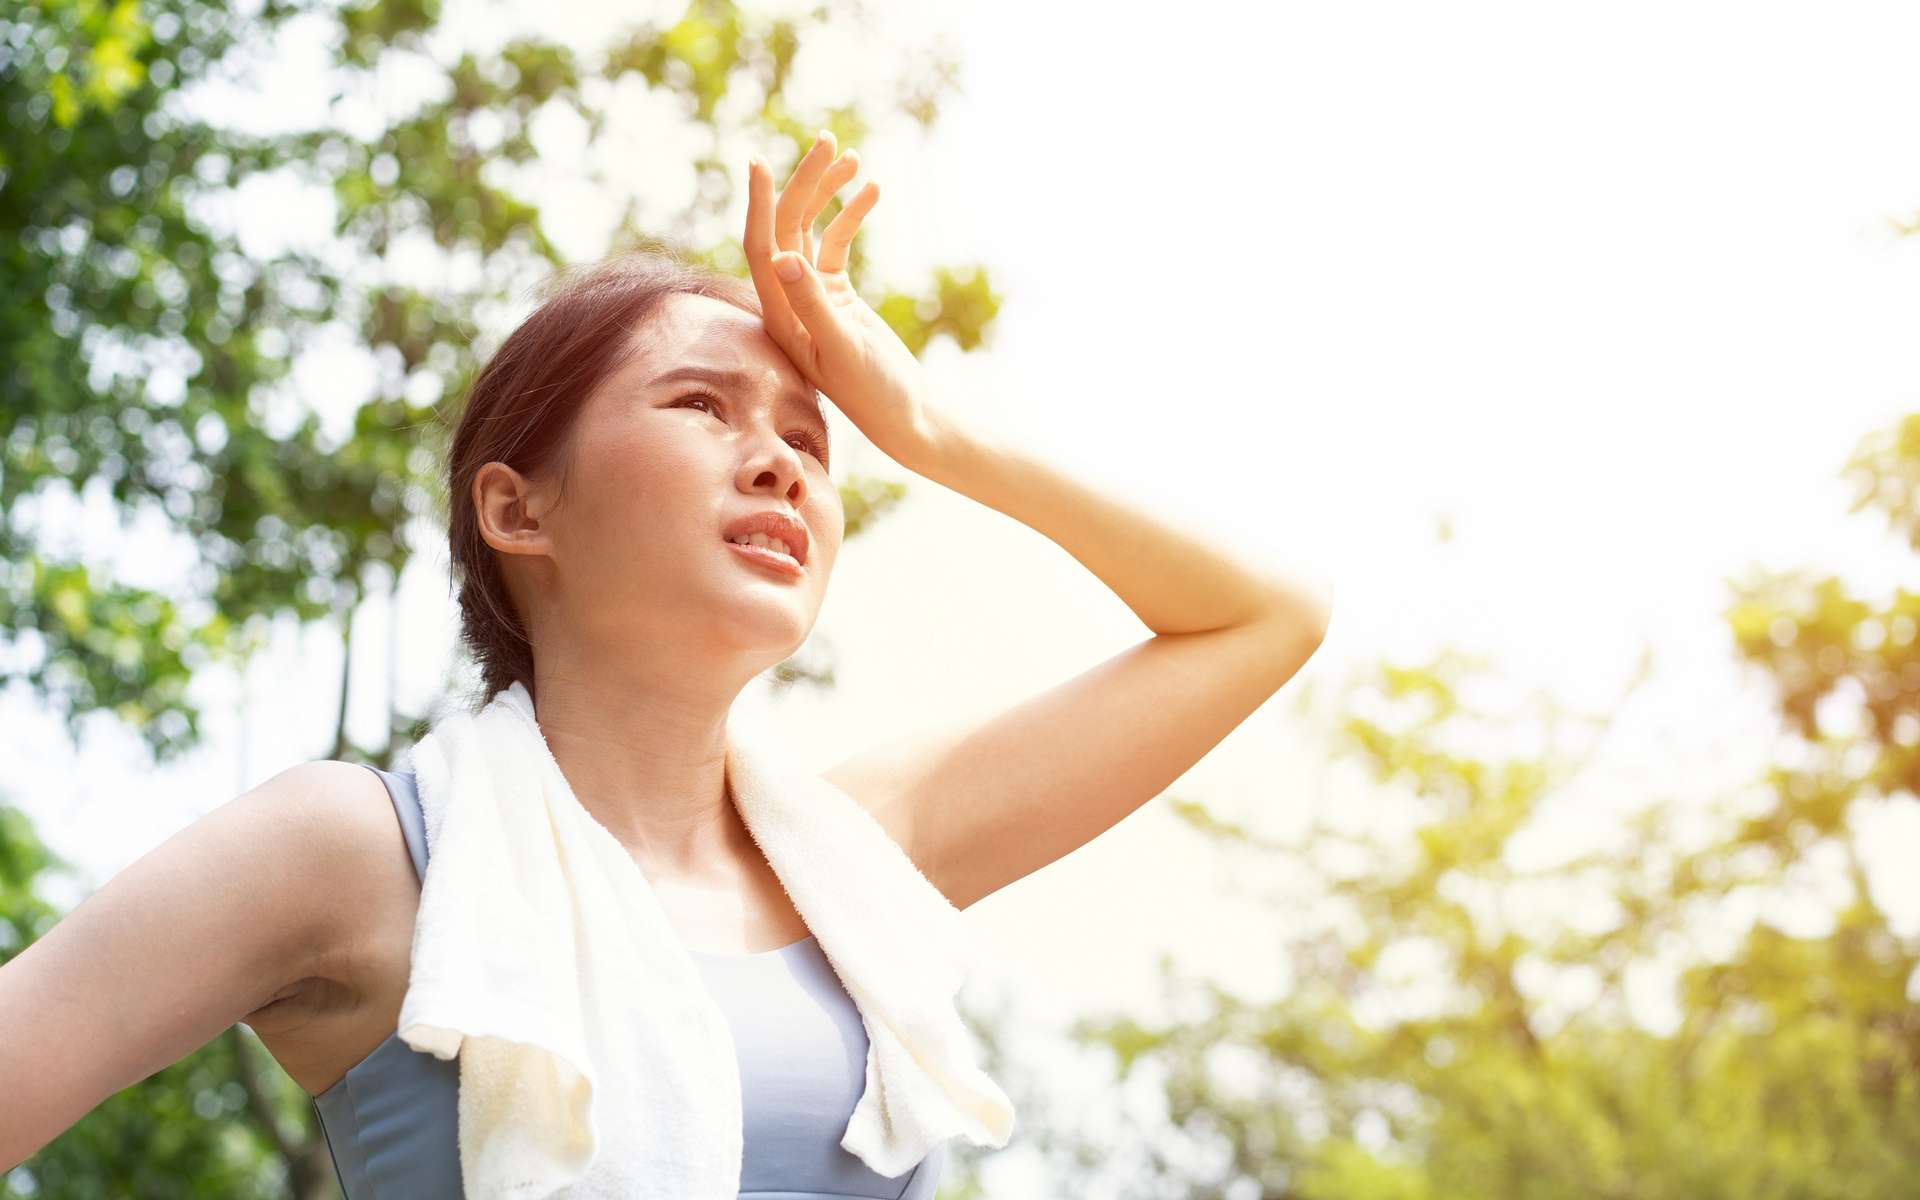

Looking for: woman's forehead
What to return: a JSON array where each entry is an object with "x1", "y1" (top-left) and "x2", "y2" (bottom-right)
[
  {"x1": 624, "y1": 296, "x2": 812, "y2": 402},
  {"x1": 628, "y1": 294, "x2": 762, "y2": 360}
]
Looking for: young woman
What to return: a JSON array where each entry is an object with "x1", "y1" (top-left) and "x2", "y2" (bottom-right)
[{"x1": 0, "y1": 132, "x2": 1332, "y2": 1194}]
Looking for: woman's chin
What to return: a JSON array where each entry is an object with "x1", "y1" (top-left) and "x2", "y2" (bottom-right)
[{"x1": 707, "y1": 590, "x2": 814, "y2": 646}]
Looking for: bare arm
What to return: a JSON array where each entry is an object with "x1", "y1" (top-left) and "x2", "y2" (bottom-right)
[
  {"x1": 826, "y1": 410, "x2": 1331, "y2": 912},
  {"x1": 0, "y1": 759, "x2": 364, "y2": 1169}
]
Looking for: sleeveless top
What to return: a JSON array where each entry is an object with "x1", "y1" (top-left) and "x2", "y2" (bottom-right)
[{"x1": 309, "y1": 764, "x2": 948, "y2": 1199}]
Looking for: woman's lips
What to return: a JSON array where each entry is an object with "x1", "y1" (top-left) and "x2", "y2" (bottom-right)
[{"x1": 726, "y1": 539, "x2": 805, "y2": 579}]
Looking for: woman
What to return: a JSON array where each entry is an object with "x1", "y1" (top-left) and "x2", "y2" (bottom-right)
[{"x1": 0, "y1": 132, "x2": 1332, "y2": 1194}]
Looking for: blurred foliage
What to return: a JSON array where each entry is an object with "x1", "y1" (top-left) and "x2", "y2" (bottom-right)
[
  {"x1": 1011, "y1": 413, "x2": 1920, "y2": 1195},
  {"x1": 1, "y1": 0, "x2": 997, "y2": 766},
  {"x1": 2, "y1": 0, "x2": 995, "y2": 1194}
]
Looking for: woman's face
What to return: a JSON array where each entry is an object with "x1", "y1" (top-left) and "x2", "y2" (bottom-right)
[{"x1": 527, "y1": 292, "x2": 844, "y2": 674}]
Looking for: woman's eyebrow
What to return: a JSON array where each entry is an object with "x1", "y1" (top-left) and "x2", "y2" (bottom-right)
[{"x1": 648, "y1": 364, "x2": 825, "y2": 426}]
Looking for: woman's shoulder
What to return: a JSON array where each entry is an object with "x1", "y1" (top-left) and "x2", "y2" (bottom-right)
[
  {"x1": 242, "y1": 759, "x2": 429, "y2": 1092},
  {"x1": 259, "y1": 760, "x2": 424, "y2": 984}
]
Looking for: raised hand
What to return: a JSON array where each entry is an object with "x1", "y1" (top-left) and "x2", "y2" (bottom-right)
[{"x1": 744, "y1": 130, "x2": 940, "y2": 470}]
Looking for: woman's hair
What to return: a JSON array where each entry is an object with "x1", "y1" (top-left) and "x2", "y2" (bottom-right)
[{"x1": 442, "y1": 247, "x2": 762, "y2": 712}]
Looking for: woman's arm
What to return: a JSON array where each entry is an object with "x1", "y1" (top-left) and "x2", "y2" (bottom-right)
[
  {"x1": 744, "y1": 132, "x2": 1329, "y2": 641},
  {"x1": 751, "y1": 136, "x2": 1332, "y2": 910},
  {"x1": 0, "y1": 761, "x2": 361, "y2": 1168},
  {"x1": 823, "y1": 408, "x2": 1330, "y2": 911},
  {"x1": 903, "y1": 406, "x2": 1332, "y2": 643}
]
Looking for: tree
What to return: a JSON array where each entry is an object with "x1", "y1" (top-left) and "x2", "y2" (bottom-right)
[
  {"x1": 1021, "y1": 414, "x2": 1920, "y2": 1198},
  {"x1": 3, "y1": 0, "x2": 1001, "y2": 1193}
]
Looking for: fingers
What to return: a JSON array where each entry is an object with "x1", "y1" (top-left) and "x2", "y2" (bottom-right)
[
  {"x1": 816, "y1": 179, "x2": 878, "y2": 276},
  {"x1": 747, "y1": 131, "x2": 867, "y2": 368},
  {"x1": 775, "y1": 131, "x2": 839, "y2": 257},
  {"x1": 769, "y1": 250, "x2": 841, "y2": 357},
  {"x1": 744, "y1": 157, "x2": 809, "y2": 354},
  {"x1": 801, "y1": 150, "x2": 861, "y2": 263}
]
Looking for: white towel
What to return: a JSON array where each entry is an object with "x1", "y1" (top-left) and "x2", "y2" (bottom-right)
[{"x1": 392, "y1": 680, "x2": 1016, "y2": 1198}]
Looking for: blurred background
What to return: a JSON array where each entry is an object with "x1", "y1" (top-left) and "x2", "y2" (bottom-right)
[{"x1": 5, "y1": 0, "x2": 1919, "y2": 1195}]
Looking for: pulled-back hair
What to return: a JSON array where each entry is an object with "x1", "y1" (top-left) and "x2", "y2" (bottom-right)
[{"x1": 441, "y1": 247, "x2": 761, "y2": 712}]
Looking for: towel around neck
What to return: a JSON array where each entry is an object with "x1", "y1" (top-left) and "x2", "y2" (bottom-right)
[{"x1": 393, "y1": 680, "x2": 1016, "y2": 1199}]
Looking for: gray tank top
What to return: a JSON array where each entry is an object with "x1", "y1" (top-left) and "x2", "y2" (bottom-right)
[{"x1": 310, "y1": 764, "x2": 948, "y2": 1199}]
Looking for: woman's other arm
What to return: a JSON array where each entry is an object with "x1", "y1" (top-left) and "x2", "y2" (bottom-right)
[{"x1": 0, "y1": 760, "x2": 367, "y2": 1169}]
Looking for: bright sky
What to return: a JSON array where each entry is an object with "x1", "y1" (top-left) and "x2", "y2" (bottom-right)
[{"x1": 9, "y1": 2, "x2": 1920, "y2": 1144}]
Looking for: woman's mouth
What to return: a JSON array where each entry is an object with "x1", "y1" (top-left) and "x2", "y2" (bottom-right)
[{"x1": 726, "y1": 539, "x2": 805, "y2": 579}]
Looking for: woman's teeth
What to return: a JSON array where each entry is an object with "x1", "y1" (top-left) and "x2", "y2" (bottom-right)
[{"x1": 730, "y1": 532, "x2": 796, "y2": 561}]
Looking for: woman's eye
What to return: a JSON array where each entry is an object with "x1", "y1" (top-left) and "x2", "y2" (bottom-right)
[{"x1": 679, "y1": 393, "x2": 827, "y2": 464}]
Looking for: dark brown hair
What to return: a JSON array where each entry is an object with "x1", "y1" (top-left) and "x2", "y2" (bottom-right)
[{"x1": 442, "y1": 247, "x2": 761, "y2": 712}]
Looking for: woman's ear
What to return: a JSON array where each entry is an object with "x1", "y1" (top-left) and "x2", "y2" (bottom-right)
[{"x1": 473, "y1": 461, "x2": 557, "y2": 559}]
